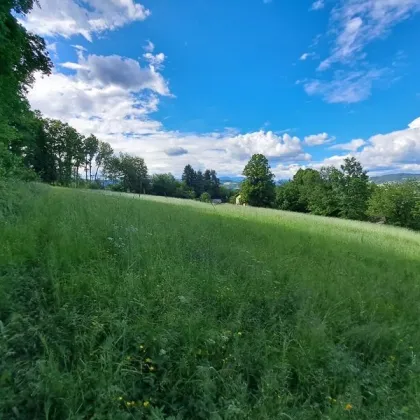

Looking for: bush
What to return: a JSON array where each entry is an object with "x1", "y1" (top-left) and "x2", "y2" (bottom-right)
[{"x1": 200, "y1": 192, "x2": 211, "y2": 203}]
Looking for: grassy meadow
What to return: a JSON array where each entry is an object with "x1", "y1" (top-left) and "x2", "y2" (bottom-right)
[{"x1": 1, "y1": 183, "x2": 420, "y2": 419}]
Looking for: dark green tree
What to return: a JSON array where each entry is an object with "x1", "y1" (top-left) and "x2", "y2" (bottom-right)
[
  {"x1": 241, "y1": 154, "x2": 275, "y2": 207},
  {"x1": 338, "y1": 157, "x2": 370, "y2": 220},
  {"x1": 0, "y1": 0, "x2": 52, "y2": 151},
  {"x1": 182, "y1": 165, "x2": 196, "y2": 189},
  {"x1": 151, "y1": 173, "x2": 178, "y2": 196}
]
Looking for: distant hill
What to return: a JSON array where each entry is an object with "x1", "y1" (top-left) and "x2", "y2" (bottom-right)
[{"x1": 370, "y1": 173, "x2": 420, "y2": 184}]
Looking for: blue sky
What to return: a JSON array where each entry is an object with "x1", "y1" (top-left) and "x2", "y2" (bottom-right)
[{"x1": 22, "y1": 0, "x2": 420, "y2": 178}]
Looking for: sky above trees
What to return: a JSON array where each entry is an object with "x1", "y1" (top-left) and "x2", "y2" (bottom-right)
[{"x1": 19, "y1": 0, "x2": 420, "y2": 178}]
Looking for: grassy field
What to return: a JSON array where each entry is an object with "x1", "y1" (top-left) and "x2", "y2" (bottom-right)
[{"x1": 1, "y1": 183, "x2": 420, "y2": 419}]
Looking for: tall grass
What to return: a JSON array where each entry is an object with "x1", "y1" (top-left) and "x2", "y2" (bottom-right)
[{"x1": 1, "y1": 184, "x2": 420, "y2": 419}]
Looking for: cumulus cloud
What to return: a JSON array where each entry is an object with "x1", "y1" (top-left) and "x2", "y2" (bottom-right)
[
  {"x1": 329, "y1": 138, "x2": 366, "y2": 151},
  {"x1": 303, "y1": 69, "x2": 385, "y2": 103},
  {"x1": 28, "y1": 54, "x2": 311, "y2": 177},
  {"x1": 165, "y1": 147, "x2": 188, "y2": 156},
  {"x1": 304, "y1": 132, "x2": 335, "y2": 146},
  {"x1": 61, "y1": 53, "x2": 170, "y2": 95},
  {"x1": 312, "y1": 117, "x2": 420, "y2": 174},
  {"x1": 319, "y1": 0, "x2": 420, "y2": 70},
  {"x1": 21, "y1": 0, "x2": 150, "y2": 41},
  {"x1": 226, "y1": 131, "x2": 311, "y2": 161}
]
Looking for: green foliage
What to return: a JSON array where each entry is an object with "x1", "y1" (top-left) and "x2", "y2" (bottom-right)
[
  {"x1": 0, "y1": 0, "x2": 51, "y2": 148},
  {"x1": 338, "y1": 157, "x2": 370, "y2": 220},
  {"x1": 367, "y1": 181, "x2": 420, "y2": 230},
  {"x1": 241, "y1": 154, "x2": 275, "y2": 207},
  {"x1": 151, "y1": 173, "x2": 178, "y2": 196},
  {"x1": 199, "y1": 191, "x2": 211, "y2": 203},
  {"x1": 105, "y1": 153, "x2": 149, "y2": 193},
  {"x1": 1, "y1": 185, "x2": 420, "y2": 419}
]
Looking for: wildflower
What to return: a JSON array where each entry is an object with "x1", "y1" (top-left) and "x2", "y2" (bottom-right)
[
  {"x1": 143, "y1": 401, "x2": 150, "y2": 408},
  {"x1": 237, "y1": 332, "x2": 242, "y2": 336},
  {"x1": 345, "y1": 403, "x2": 353, "y2": 411},
  {"x1": 139, "y1": 345, "x2": 144, "y2": 350},
  {"x1": 149, "y1": 366, "x2": 155, "y2": 372},
  {"x1": 145, "y1": 358, "x2": 152, "y2": 363},
  {"x1": 118, "y1": 396, "x2": 123, "y2": 401}
]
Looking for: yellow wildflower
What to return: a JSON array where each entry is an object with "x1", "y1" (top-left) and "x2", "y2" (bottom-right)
[
  {"x1": 237, "y1": 332, "x2": 242, "y2": 336},
  {"x1": 118, "y1": 396, "x2": 123, "y2": 401},
  {"x1": 139, "y1": 345, "x2": 144, "y2": 350},
  {"x1": 143, "y1": 401, "x2": 150, "y2": 408},
  {"x1": 145, "y1": 358, "x2": 152, "y2": 363},
  {"x1": 345, "y1": 403, "x2": 353, "y2": 411},
  {"x1": 149, "y1": 366, "x2": 155, "y2": 371}
]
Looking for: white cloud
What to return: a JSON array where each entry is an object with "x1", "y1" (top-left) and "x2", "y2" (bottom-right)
[
  {"x1": 226, "y1": 132, "x2": 311, "y2": 161},
  {"x1": 304, "y1": 132, "x2": 335, "y2": 146},
  {"x1": 61, "y1": 53, "x2": 170, "y2": 96},
  {"x1": 409, "y1": 117, "x2": 420, "y2": 129},
  {"x1": 143, "y1": 40, "x2": 155, "y2": 53},
  {"x1": 21, "y1": 0, "x2": 150, "y2": 41},
  {"x1": 329, "y1": 138, "x2": 366, "y2": 151},
  {"x1": 311, "y1": 0, "x2": 325, "y2": 11},
  {"x1": 319, "y1": 0, "x2": 420, "y2": 70},
  {"x1": 143, "y1": 52, "x2": 166, "y2": 70},
  {"x1": 28, "y1": 54, "x2": 311, "y2": 177},
  {"x1": 300, "y1": 52, "x2": 316, "y2": 61},
  {"x1": 312, "y1": 117, "x2": 420, "y2": 174},
  {"x1": 303, "y1": 69, "x2": 384, "y2": 103}
]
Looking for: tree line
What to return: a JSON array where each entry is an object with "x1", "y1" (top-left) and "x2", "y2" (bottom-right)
[{"x1": 239, "y1": 154, "x2": 420, "y2": 231}]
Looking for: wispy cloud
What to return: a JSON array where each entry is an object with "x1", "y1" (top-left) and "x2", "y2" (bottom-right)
[
  {"x1": 310, "y1": 0, "x2": 325, "y2": 11},
  {"x1": 329, "y1": 138, "x2": 366, "y2": 151},
  {"x1": 303, "y1": 68, "x2": 386, "y2": 103},
  {"x1": 319, "y1": 0, "x2": 420, "y2": 70},
  {"x1": 300, "y1": 52, "x2": 316, "y2": 61}
]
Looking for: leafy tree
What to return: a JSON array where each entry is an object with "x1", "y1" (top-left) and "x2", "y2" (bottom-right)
[
  {"x1": 0, "y1": 0, "x2": 52, "y2": 149},
  {"x1": 111, "y1": 153, "x2": 149, "y2": 193},
  {"x1": 151, "y1": 173, "x2": 178, "y2": 196},
  {"x1": 338, "y1": 157, "x2": 370, "y2": 220},
  {"x1": 84, "y1": 135, "x2": 99, "y2": 181},
  {"x1": 367, "y1": 181, "x2": 420, "y2": 230},
  {"x1": 95, "y1": 141, "x2": 114, "y2": 180},
  {"x1": 241, "y1": 154, "x2": 275, "y2": 207},
  {"x1": 307, "y1": 166, "x2": 341, "y2": 217},
  {"x1": 175, "y1": 182, "x2": 195, "y2": 199},
  {"x1": 275, "y1": 181, "x2": 302, "y2": 211}
]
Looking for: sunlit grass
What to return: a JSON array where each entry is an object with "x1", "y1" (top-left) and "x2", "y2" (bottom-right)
[{"x1": 1, "y1": 184, "x2": 420, "y2": 419}]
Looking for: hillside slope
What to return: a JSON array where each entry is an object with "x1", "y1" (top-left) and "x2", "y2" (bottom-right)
[{"x1": 1, "y1": 184, "x2": 420, "y2": 419}]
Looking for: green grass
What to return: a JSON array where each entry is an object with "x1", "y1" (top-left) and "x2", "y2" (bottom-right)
[{"x1": 1, "y1": 183, "x2": 420, "y2": 419}]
